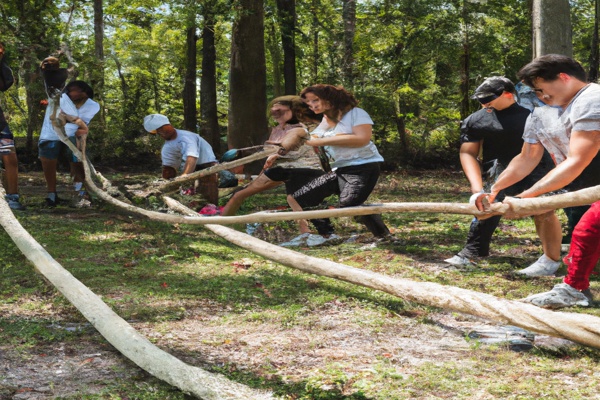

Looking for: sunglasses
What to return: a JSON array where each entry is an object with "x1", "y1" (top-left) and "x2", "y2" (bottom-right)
[{"x1": 476, "y1": 93, "x2": 500, "y2": 104}]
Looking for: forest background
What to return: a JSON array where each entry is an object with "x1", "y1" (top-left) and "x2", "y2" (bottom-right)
[{"x1": 0, "y1": 0, "x2": 598, "y2": 171}]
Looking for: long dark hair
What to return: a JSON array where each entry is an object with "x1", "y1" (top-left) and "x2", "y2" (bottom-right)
[
  {"x1": 300, "y1": 84, "x2": 358, "y2": 122},
  {"x1": 268, "y1": 95, "x2": 320, "y2": 125}
]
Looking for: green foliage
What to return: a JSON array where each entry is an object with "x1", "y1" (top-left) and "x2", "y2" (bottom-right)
[{"x1": 0, "y1": 0, "x2": 595, "y2": 167}]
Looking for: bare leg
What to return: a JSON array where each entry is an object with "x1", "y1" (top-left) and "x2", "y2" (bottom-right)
[
  {"x1": 2, "y1": 152, "x2": 19, "y2": 194},
  {"x1": 287, "y1": 194, "x2": 310, "y2": 234},
  {"x1": 534, "y1": 210, "x2": 562, "y2": 261},
  {"x1": 221, "y1": 174, "x2": 281, "y2": 216},
  {"x1": 40, "y1": 157, "x2": 58, "y2": 193}
]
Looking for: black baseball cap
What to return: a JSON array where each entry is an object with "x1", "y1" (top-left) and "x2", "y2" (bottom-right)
[{"x1": 471, "y1": 76, "x2": 515, "y2": 103}]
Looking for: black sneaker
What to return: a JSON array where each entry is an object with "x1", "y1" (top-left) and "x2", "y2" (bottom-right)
[{"x1": 44, "y1": 193, "x2": 60, "y2": 208}]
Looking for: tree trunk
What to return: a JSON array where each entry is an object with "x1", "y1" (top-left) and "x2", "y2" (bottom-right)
[
  {"x1": 276, "y1": 0, "x2": 297, "y2": 94},
  {"x1": 228, "y1": 0, "x2": 268, "y2": 173},
  {"x1": 310, "y1": 0, "x2": 319, "y2": 83},
  {"x1": 342, "y1": 0, "x2": 356, "y2": 89},
  {"x1": 13, "y1": 1, "x2": 59, "y2": 157},
  {"x1": 183, "y1": 25, "x2": 198, "y2": 132},
  {"x1": 267, "y1": 20, "x2": 283, "y2": 97},
  {"x1": 532, "y1": 0, "x2": 572, "y2": 58},
  {"x1": 394, "y1": 97, "x2": 409, "y2": 161},
  {"x1": 459, "y1": 1, "x2": 471, "y2": 120},
  {"x1": 590, "y1": 0, "x2": 599, "y2": 82},
  {"x1": 91, "y1": 0, "x2": 106, "y2": 141},
  {"x1": 200, "y1": 9, "x2": 221, "y2": 154}
]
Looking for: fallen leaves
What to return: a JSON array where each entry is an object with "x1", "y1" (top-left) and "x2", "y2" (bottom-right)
[{"x1": 232, "y1": 258, "x2": 254, "y2": 272}]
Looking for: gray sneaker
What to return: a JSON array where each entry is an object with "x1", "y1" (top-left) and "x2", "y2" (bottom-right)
[
  {"x1": 5, "y1": 194, "x2": 25, "y2": 210},
  {"x1": 306, "y1": 233, "x2": 343, "y2": 247},
  {"x1": 306, "y1": 234, "x2": 327, "y2": 247},
  {"x1": 522, "y1": 283, "x2": 590, "y2": 309},
  {"x1": 280, "y1": 233, "x2": 311, "y2": 247},
  {"x1": 468, "y1": 325, "x2": 535, "y2": 352},
  {"x1": 516, "y1": 254, "x2": 561, "y2": 277},
  {"x1": 444, "y1": 254, "x2": 476, "y2": 267}
]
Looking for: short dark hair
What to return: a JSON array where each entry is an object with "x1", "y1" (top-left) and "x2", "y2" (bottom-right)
[
  {"x1": 517, "y1": 54, "x2": 587, "y2": 87},
  {"x1": 471, "y1": 76, "x2": 515, "y2": 99},
  {"x1": 64, "y1": 80, "x2": 94, "y2": 99}
]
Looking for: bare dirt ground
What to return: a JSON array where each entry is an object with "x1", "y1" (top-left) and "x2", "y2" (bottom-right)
[{"x1": 0, "y1": 297, "x2": 575, "y2": 399}]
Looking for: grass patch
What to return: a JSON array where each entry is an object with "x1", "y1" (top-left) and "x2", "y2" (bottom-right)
[{"x1": 3, "y1": 169, "x2": 600, "y2": 398}]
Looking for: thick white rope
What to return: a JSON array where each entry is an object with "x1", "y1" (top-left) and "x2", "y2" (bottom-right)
[
  {"x1": 14, "y1": 117, "x2": 273, "y2": 399},
  {"x1": 0, "y1": 190, "x2": 272, "y2": 399},
  {"x1": 59, "y1": 128, "x2": 600, "y2": 353},
  {"x1": 165, "y1": 197, "x2": 600, "y2": 350}
]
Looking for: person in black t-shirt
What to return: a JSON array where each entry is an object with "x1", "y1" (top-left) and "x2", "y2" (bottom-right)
[{"x1": 444, "y1": 76, "x2": 561, "y2": 270}]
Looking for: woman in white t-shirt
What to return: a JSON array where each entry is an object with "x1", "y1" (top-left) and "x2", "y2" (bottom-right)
[
  {"x1": 291, "y1": 84, "x2": 391, "y2": 239},
  {"x1": 221, "y1": 96, "x2": 338, "y2": 245}
]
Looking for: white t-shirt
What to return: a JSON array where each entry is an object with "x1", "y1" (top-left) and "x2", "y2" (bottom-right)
[
  {"x1": 310, "y1": 107, "x2": 383, "y2": 169},
  {"x1": 161, "y1": 129, "x2": 217, "y2": 170},
  {"x1": 523, "y1": 84, "x2": 600, "y2": 165},
  {"x1": 39, "y1": 94, "x2": 100, "y2": 141},
  {"x1": 523, "y1": 106, "x2": 569, "y2": 165}
]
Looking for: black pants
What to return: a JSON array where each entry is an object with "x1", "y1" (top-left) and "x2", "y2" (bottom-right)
[
  {"x1": 292, "y1": 162, "x2": 390, "y2": 237},
  {"x1": 563, "y1": 205, "x2": 591, "y2": 244}
]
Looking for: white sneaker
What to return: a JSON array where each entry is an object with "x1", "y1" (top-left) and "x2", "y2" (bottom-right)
[
  {"x1": 280, "y1": 233, "x2": 311, "y2": 247},
  {"x1": 444, "y1": 255, "x2": 476, "y2": 267},
  {"x1": 516, "y1": 254, "x2": 561, "y2": 277},
  {"x1": 522, "y1": 283, "x2": 590, "y2": 309}
]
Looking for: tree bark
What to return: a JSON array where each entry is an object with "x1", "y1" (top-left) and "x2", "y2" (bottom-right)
[
  {"x1": 276, "y1": 0, "x2": 297, "y2": 94},
  {"x1": 183, "y1": 25, "x2": 198, "y2": 132},
  {"x1": 341, "y1": 0, "x2": 356, "y2": 89},
  {"x1": 228, "y1": 0, "x2": 268, "y2": 174},
  {"x1": 459, "y1": 0, "x2": 471, "y2": 120},
  {"x1": 532, "y1": 0, "x2": 572, "y2": 58},
  {"x1": 590, "y1": 0, "x2": 600, "y2": 82},
  {"x1": 267, "y1": 21, "x2": 283, "y2": 97},
  {"x1": 200, "y1": 8, "x2": 221, "y2": 153},
  {"x1": 310, "y1": 0, "x2": 319, "y2": 83},
  {"x1": 91, "y1": 0, "x2": 106, "y2": 139}
]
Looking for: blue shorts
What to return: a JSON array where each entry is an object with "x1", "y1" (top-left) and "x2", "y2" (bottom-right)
[
  {"x1": 0, "y1": 124, "x2": 16, "y2": 155},
  {"x1": 38, "y1": 137, "x2": 79, "y2": 162}
]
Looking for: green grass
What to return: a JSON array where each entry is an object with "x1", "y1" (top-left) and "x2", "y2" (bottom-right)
[{"x1": 2, "y1": 169, "x2": 600, "y2": 399}]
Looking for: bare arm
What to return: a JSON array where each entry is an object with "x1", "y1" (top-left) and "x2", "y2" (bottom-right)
[
  {"x1": 181, "y1": 156, "x2": 198, "y2": 176},
  {"x1": 518, "y1": 130, "x2": 600, "y2": 198},
  {"x1": 305, "y1": 124, "x2": 373, "y2": 148},
  {"x1": 488, "y1": 142, "x2": 544, "y2": 202},
  {"x1": 459, "y1": 141, "x2": 483, "y2": 193},
  {"x1": 63, "y1": 113, "x2": 89, "y2": 136}
]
